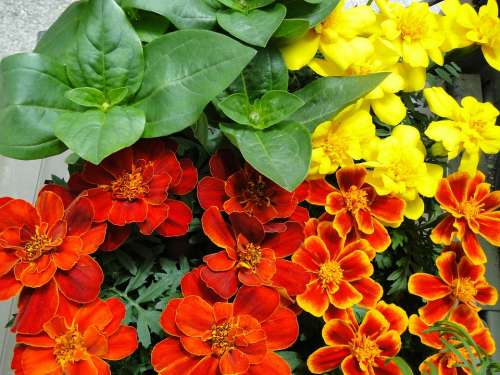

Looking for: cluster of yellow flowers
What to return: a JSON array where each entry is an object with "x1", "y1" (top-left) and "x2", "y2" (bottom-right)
[{"x1": 283, "y1": 0, "x2": 500, "y2": 220}]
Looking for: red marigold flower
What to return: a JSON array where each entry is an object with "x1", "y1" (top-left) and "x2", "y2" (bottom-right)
[
  {"x1": 0, "y1": 191, "x2": 106, "y2": 334},
  {"x1": 197, "y1": 149, "x2": 305, "y2": 224},
  {"x1": 12, "y1": 296, "x2": 137, "y2": 375},
  {"x1": 408, "y1": 250, "x2": 498, "y2": 324},
  {"x1": 151, "y1": 286, "x2": 298, "y2": 375},
  {"x1": 431, "y1": 171, "x2": 500, "y2": 264},
  {"x1": 69, "y1": 139, "x2": 197, "y2": 243},
  {"x1": 307, "y1": 301, "x2": 408, "y2": 374},
  {"x1": 292, "y1": 220, "x2": 382, "y2": 317},
  {"x1": 305, "y1": 166, "x2": 406, "y2": 252},
  {"x1": 410, "y1": 304, "x2": 496, "y2": 374},
  {"x1": 199, "y1": 206, "x2": 309, "y2": 299}
]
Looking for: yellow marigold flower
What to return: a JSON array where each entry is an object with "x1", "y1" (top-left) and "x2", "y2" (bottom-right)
[
  {"x1": 364, "y1": 125, "x2": 443, "y2": 219},
  {"x1": 281, "y1": 0, "x2": 377, "y2": 70},
  {"x1": 441, "y1": 0, "x2": 500, "y2": 70},
  {"x1": 375, "y1": 0, "x2": 445, "y2": 68},
  {"x1": 309, "y1": 108, "x2": 377, "y2": 177},
  {"x1": 424, "y1": 87, "x2": 500, "y2": 174}
]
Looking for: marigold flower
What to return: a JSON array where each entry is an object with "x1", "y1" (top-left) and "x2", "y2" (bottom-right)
[
  {"x1": 375, "y1": 0, "x2": 444, "y2": 68},
  {"x1": 408, "y1": 250, "x2": 498, "y2": 324},
  {"x1": 12, "y1": 296, "x2": 137, "y2": 375},
  {"x1": 0, "y1": 191, "x2": 105, "y2": 334},
  {"x1": 69, "y1": 139, "x2": 197, "y2": 243},
  {"x1": 199, "y1": 206, "x2": 309, "y2": 299},
  {"x1": 306, "y1": 166, "x2": 405, "y2": 252},
  {"x1": 424, "y1": 87, "x2": 500, "y2": 174},
  {"x1": 292, "y1": 221, "x2": 382, "y2": 317},
  {"x1": 364, "y1": 125, "x2": 443, "y2": 219},
  {"x1": 309, "y1": 109, "x2": 377, "y2": 177},
  {"x1": 151, "y1": 286, "x2": 298, "y2": 375},
  {"x1": 409, "y1": 304, "x2": 496, "y2": 374},
  {"x1": 307, "y1": 301, "x2": 408, "y2": 374},
  {"x1": 197, "y1": 150, "x2": 303, "y2": 223},
  {"x1": 441, "y1": 0, "x2": 500, "y2": 71},
  {"x1": 431, "y1": 171, "x2": 500, "y2": 264}
]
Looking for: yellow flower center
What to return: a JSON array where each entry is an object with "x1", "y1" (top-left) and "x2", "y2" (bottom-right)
[
  {"x1": 241, "y1": 175, "x2": 271, "y2": 209},
  {"x1": 460, "y1": 200, "x2": 483, "y2": 220},
  {"x1": 476, "y1": 15, "x2": 500, "y2": 44},
  {"x1": 53, "y1": 327, "x2": 86, "y2": 367},
  {"x1": 318, "y1": 261, "x2": 343, "y2": 288},
  {"x1": 21, "y1": 226, "x2": 61, "y2": 262},
  {"x1": 110, "y1": 166, "x2": 149, "y2": 201},
  {"x1": 396, "y1": 6, "x2": 433, "y2": 42},
  {"x1": 345, "y1": 65, "x2": 374, "y2": 76},
  {"x1": 351, "y1": 335, "x2": 381, "y2": 368},
  {"x1": 451, "y1": 277, "x2": 477, "y2": 304},
  {"x1": 321, "y1": 139, "x2": 348, "y2": 166},
  {"x1": 343, "y1": 186, "x2": 369, "y2": 212},
  {"x1": 210, "y1": 322, "x2": 236, "y2": 356},
  {"x1": 237, "y1": 242, "x2": 262, "y2": 272}
]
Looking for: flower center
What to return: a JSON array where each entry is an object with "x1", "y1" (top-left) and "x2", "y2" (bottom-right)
[
  {"x1": 237, "y1": 242, "x2": 262, "y2": 271},
  {"x1": 451, "y1": 277, "x2": 477, "y2": 304},
  {"x1": 21, "y1": 226, "x2": 61, "y2": 262},
  {"x1": 110, "y1": 166, "x2": 149, "y2": 201},
  {"x1": 53, "y1": 327, "x2": 86, "y2": 367},
  {"x1": 343, "y1": 186, "x2": 369, "y2": 212},
  {"x1": 351, "y1": 335, "x2": 381, "y2": 368},
  {"x1": 318, "y1": 261, "x2": 343, "y2": 288},
  {"x1": 396, "y1": 7, "x2": 431, "y2": 41},
  {"x1": 345, "y1": 64, "x2": 374, "y2": 76},
  {"x1": 241, "y1": 175, "x2": 271, "y2": 208},
  {"x1": 460, "y1": 200, "x2": 482, "y2": 220},
  {"x1": 321, "y1": 139, "x2": 348, "y2": 165},
  {"x1": 210, "y1": 322, "x2": 236, "y2": 356}
]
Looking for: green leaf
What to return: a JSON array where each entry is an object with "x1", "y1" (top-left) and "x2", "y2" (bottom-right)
[
  {"x1": 131, "y1": 10, "x2": 170, "y2": 43},
  {"x1": 273, "y1": 19, "x2": 310, "y2": 39},
  {"x1": 54, "y1": 106, "x2": 145, "y2": 164},
  {"x1": 277, "y1": 351, "x2": 306, "y2": 373},
  {"x1": 192, "y1": 113, "x2": 225, "y2": 153},
  {"x1": 217, "y1": 0, "x2": 275, "y2": 11},
  {"x1": 217, "y1": 4, "x2": 286, "y2": 47},
  {"x1": 218, "y1": 94, "x2": 251, "y2": 124},
  {"x1": 254, "y1": 90, "x2": 304, "y2": 128},
  {"x1": 0, "y1": 53, "x2": 79, "y2": 160},
  {"x1": 65, "y1": 87, "x2": 106, "y2": 108},
  {"x1": 66, "y1": 0, "x2": 144, "y2": 96},
  {"x1": 122, "y1": 0, "x2": 217, "y2": 29},
  {"x1": 220, "y1": 121, "x2": 311, "y2": 191},
  {"x1": 284, "y1": 0, "x2": 340, "y2": 26},
  {"x1": 107, "y1": 87, "x2": 130, "y2": 106},
  {"x1": 387, "y1": 357, "x2": 414, "y2": 375},
  {"x1": 125, "y1": 256, "x2": 155, "y2": 293},
  {"x1": 289, "y1": 74, "x2": 388, "y2": 132},
  {"x1": 133, "y1": 30, "x2": 255, "y2": 138}
]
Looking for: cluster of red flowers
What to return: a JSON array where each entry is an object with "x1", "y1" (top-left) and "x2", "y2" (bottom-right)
[{"x1": 1, "y1": 139, "x2": 198, "y2": 374}]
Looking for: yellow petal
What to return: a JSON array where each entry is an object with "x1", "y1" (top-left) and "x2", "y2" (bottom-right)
[
  {"x1": 404, "y1": 197, "x2": 425, "y2": 220},
  {"x1": 425, "y1": 120, "x2": 462, "y2": 152},
  {"x1": 372, "y1": 93, "x2": 407, "y2": 125},
  {"x1": 482, "y1": 45, "x2": 500, "y2": 71},
  {"x1": 402, "y1": 40, "x2": 429, "y2": 67},
  {"x1": 456, "y1": 3, "x2": 479, "y2": 29},
  {"x1": 397, "y1": 64, "x2": 426, "y2": 92},
  {"x1": 428, "y1": 47, "x2": 444, "y2": 66},
  {"x1": 479, "y1": 0, "x2": 498, "y2": 18},
  {"x1": 423, "y1": 87, "x2": 461, "y2": 119},
  {"x1": 392, "y1": 125, "x2": 424, "y2": 150},
  {"x1": 381, "y1": 71, "x2": 405, "y2": 93},
  {"x1": 441, "y1": 0, "x2": 461, "y2": 16},
  {"x1": 417, "y1": 163, "x2": 443, "y2": 197},
  {"x1": 308, "y1": 59, "x2": 344, "y2": 77},
  {"x1": 281, "y1": 30, "x2": 320, "y2": 71},
  {"x1": 459, "y1": 150, "x2": 480, "y2": 175}
]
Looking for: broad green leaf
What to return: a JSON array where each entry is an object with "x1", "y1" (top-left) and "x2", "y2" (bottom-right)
[
  {"x1": 122, "y1": 0, "x2": 217, "y2": 29},
  {"x1": 65, "y1": 87, "x2": 106, "y2": 108},
  {"x1": 289, "y1": 73, "x2": 388, "y2": 132},
  {"x1": 131, "y1": 10, "x2": 170, "y2": 43},
  {"x1": 273, "y1": 19, "x2": 310, "y2": 39},
  {"x1": 34, "y1": 1, "x2": 87, "y2": 59},
  {"x1": 66, "y1": 0, "x2": 144, "y2": 96},
  {"x1": 217, "y1": 4, "x2": 287, "y2": 47},
  {"x1": 107, "y1": 87, "x2": 129, "y2": 106},
  {"x1": 284, "y1": 0, "x2": 339, "y2": 26},
  {"x1": 133, "y1": 30, "x2": 256, "y2": 137},
  {"x1": 220, "y1": 121, "x2": 311, "y2": 191},
  {"x1": 54, "y1": 106, "x2": 145, "y2": 164},
  {"x1": 217, "y1": 0, "x2": 275, "y2": 11},
  {"x1": 304, "y1": 0, "x2": 323, "y2": 3},
  {"x1": 0, "y1": 53, "x2": 78, "y2": 160},
  {"x1": 228, "y1": 48, "x2": 288, "y2": 100},
  {"x1": 218, "y1": 94, "x2": 251, "y2": 125},
  {"x1": 255, "y1": 91, "x2": 304, "y2": 128}
]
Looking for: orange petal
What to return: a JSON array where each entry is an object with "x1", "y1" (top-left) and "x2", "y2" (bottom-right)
[
  {"x1": 0, "y1": 271, "x2": 22, "y2": 300},
  {"x1": 370, "y1": 195, "x2": 405, "y2": 224},
  {"x1": 20, "y1": 348, "x2": 59, "y2": 375},
  {"x1": 200, "y1": 266, "x2": 239, "y2": 299},
  {"x1": 54, "y1": 237, "x2": 82, "y2": 270},
  {"x1": 418, "y1": 296, "x2": 455, "y2": 324},
  {"x1": 84, "y1": 325, "x2": 108, "y2": 357},
  {"x1": 180, "y1": 336, "x2": 212, "y2": 356},
  {"x1": 234, "y1": 286, "x2": 279, "y2": 322},
  {"x1": 197, "y1": 176, "x2": 227, "y2": 210},
  {"x1": 330, "y1": 281, "x2": 363, "y2": 309},
  {"x1": 80, "y1": 223, "x2": 107, "y2": 254},
  {"x1": 102, "y1": 298, "x2": 126, "y2": 336},
  {"x1": 16, "y1": 332, "x2": 55, "y2": 348},
  {"x1": 213, "y1": 302, "x2": 233, "y2": 323},
  {"x1": 322, "y1": 319, "x2": 355, "y2": 346},
  {"x1": 181, "y1": 267, "x2": 225, "y2": 304},
  {"x1": 408, "y1": 314, "x2": 442, "y2": 349},
  {"x1": 359, "y1": 310, "x2": 389, "y2": 338},
  {"x1": 351, "y1": 278, "x2": 383, "y2": 309},
  {"x1": 325, "y1": 191, "x2": 346, "y2": 215},
  {"x1": 190, "y1": 355, "x2": 220, "y2": 375},
  {"x1": 354, "y1": 209, "x2": 374, "y2": 234},
  {"x1": 74, "y1": 299, "x2": 113, "y2": 333},
  {"x1": 36, "y1": 191, "x2": 64, "y2": 228},
  {"x1": 91, "y1": 357, "x2": 110, "y2": 375},
  {"x1": 375, "y1": 330, "x2": 401, "y2": 357},
  {"x1": 296, "y1": 279, "x2": 329, "y2": 317},
  {"x1": 261, "y1": 306, "x2": 298, "y2": 350},
  {"x1": 461, "y1": 227, "x2": 486, "y2": 264},
  {"x1": 103, "y1": 326, "x2": 138, "y2": 360},
  {"x1": 204, "y1": 251, "x2": 236, "y2": 272},
  {"x1": 333, "y1": 210, "x2": 353, "y2": 238},
  {"x1": 202, "y1": 207, "x2": 236, "y2": 249},
  {"x1": 317, "y1": 222, "x2": 345, "y2": 259},
  {"x1": 472, "y1": 328, "x2": 496, "y2": 355},
  {"x1": 338, "y1": 250, "x2": 373, "y2": 281},
  {"x1": 307, "y1": 179, "x2": 335, "y2": 205},
  {"x1": 65, "y1": 359, "x2": 98, "y2": 375},
  {"x1": 18, "y1": 259, "x2": 57, "y2": 288},
  {"x1": 340, "y1": 355, "x2": 365, "y2": 375},
  {"x1": 272, "y1": 259, "x2": 310, "y2": 296},
  {"x1": 219, "y1": 349, "x2": 249, "y2": 375},
  {"x1": 44, "y1": 316, "x2": 69, "y2": 339},
  {"x1": 358, "y1": 219, "x2": 391, "y2": 252},
  {"x1": 408, "y1": 273, "x2": 451, "y2": 300},
  {"x1": 176, "y1": 295, "x2": 214, "y2": 336},
  {"x1": 304, "y1": 236, "x2": 331, "y2": 264},
  {"x1": 449, "y1": 304, "x2": 482, "y2": 333},
  {"x1": 247, "y1": 352, "x2": 292, "y2": 375},
  {"x1": 0, "y1": 198, "x2": 39, "y2": 230},
  {"x1": 151, "y1": 338, "x2": 198, "y2": 373},
  {"x1": 375, "y1": 301, "x2": 408, "y2": 334},
  {"x1": 160, "y1": 298, "x2": 182, "y2": 336},
  {"x1": 475, "y1": 281, "x2": 498, "y2": 305},
  {"x1": 291, "y1": 248, "x2": 320, "y2": 272},
  {"x1": 307, "y1": 346, "x2": 350, "y2": 374},
  {"x1": 435, "y1": 251, "x2": 457, "y2": 285}
]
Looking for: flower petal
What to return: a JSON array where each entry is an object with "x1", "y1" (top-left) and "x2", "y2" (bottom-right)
[
  {"x1": 20, "y1": 348, "x2": 59, "y2": 375},
  {"x1": 359, "y1": 310, "x2": 389, "y2": 338},
  {"x1": 297, "y1": 279, "x2": 330, "y2": 317},
  {"x1": 156, "y1": 199, "x2": 193, "y2": 237},
  {"x1": 261, "y1": 306, "x2": 298, "y2": 350},
  {"x1": 435, "y1": 251, "x2": 457, "y2": 285},
  {"x1": 229, "y1": 212, "x2": 265, "y2": 244},
  {"x1": 151, "y1": 338, "x2": 198, "y2": 373},
  {"x1": 338, "y1": 250, "x2": 373, "y2": 281},
  {"x1": 171, "y1": 159, "x2": 197, "y2": 195},
  {"x1": 322, "y1": 319, "x2": 355, "y2": 346},
  {"x1": 261, "y1": 221, "x2": 304, "y2": 258},
  {"x1": 200, "y1": 266, "x2": 239, "y2": 299},
  {"x1": 190, "y1": 355, "x2": 220, "y2": 375},
  {"x1": 370, "y1": 195, "x2": 405, "y2": 224},
  {"x1": 65, "y1": 197, "x2": 93, "y2": 236},
  {"x1": 308, "y1": 347, "x2": 350, "y2": 374},
  {"x1": 0, "y1": 271, "x2": 22, "y2": 300},
  {"x1": 375, "y1": 331, "x2": 401, "y2": 357},
  {"x1": 272, "y1": 259, "x2": 309, "y2": 296},
  {"x1": 307, "y1": 179, "x2": 335, "y2": 205},
  {"x1": 234, "y1": 286, "x2": 279, "y2": 322},
  {"x1": 202, "y1": 207, "x2": 236, "y2": 249},
  {"x1": 36, "y1": 192, "x2": 64, "y2": 228},
  {"x1": 418, "y1": 296, "x2": 455, "y2": 324},
  {"x1": 247, "y1": 352, "x2": 292, "y2": 375},
  {"x1": 176, "y1": 295, "x2": 215, "y2": 337},
  {"x1": 408, "y1": 314, "x2": 442, "y2": 349},
  {"x1": 351, "y1": 278, "x2": 383, "y2": 309},
  {"x1": 331, "y1": 281, "x2": 363, "y2": 309},
  {"x1": 180, "y1": 336, "x2": 212, "y2": 356},
  {"x1": 204, "y1": 251, "x2": 236, "y2": 272},
  {"x1": 219, "y1": 349, "x2": 249, "y2": 375},
  {"x1": 103, "y1": 326, "x2": 138, "y2": 360},
  {"x1": 197, "y1": 176, "x2": 227, "y2": 210},
  {"x1": 359, "y1": 219, "x2": 391, "y2": 252},
  {"x1": 333, "y1": 210, "x2": 354, "y2": 237},
  {"x1": 430, "y1": 216, "x2": 456, "y2": 245},
  {"x1": 181, "y1": 267, "x2": 224, "y2": 304},
  {"x1": 337, "y1": 166, "x2": 367, "y2": 191},
  {"x1": 408, "y1": 274, "x2": 451, "y2": 300},
  {"x1": 376, "y1": 301, "x2": 408, "y2": 334}
]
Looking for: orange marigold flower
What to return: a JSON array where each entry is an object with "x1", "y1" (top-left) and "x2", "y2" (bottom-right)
[
  {"x1": 199, "y1": 206, "x2": 309, "y2": 299},
  {"x1": 409, "y1": 304, "x2": 496, "y2": 374},
  {"x1": 306, "y1": 166, "x2": 405, "y2": 252},
  {"x1": 11, "y1": 296, "x2": 137, "y2": 375},
  {"x1": 431, "y1": 171, "x2": 500, "y2": 264},
  {"x1": 292, "y1": 220, "x2": 382, "y2": 317},
  {"x1": 69, "y1": 139, "x2": 197, "y2": 250},
  {"x1": 0, "y1": 191, "x2": 106, "y2": 334},
  {"x1": 151, "y1": 286, "x2": 298, "y2": 375},
  {"x1": 408, "y1": 250, "x2": 498, "y2": 324},
  {"x1": 197, "y1": 149, "x2": 307, "y2": 224},
  {"x1": 307, "y1": 301, "x2": 408, "y2": 374}
]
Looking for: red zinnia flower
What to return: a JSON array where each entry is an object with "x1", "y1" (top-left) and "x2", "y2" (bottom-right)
[
  {"x1": 307, "y1": 301, "x2": 408, "y2": 374},
  {"x1": 69, "y1": 139, "x2": 197, "y2": 248},
  {"x1": 431, "y1": 171, "x2": 500, "y2": 264},
  {"x1": 408, "y1": 250, "x2": 498, "y2": 324},
  {"x1": 305, "y1": 166, "x2": 405, "y2": 252},
  {"x1": 292, "y1": 219, "x2": 382, "y2": 317},
  {"x1": 0, "y1": 191, "x2": 106, "y2": 333},
  {"x1": 199, "y1": 206, "x2": 309, "y2": 299},
  {"x1": 410, "y1": 304, "x2": 496, "y2": 374},
  {"x1": 151, "y1": 286, "x2": 298, "y2": 375},
  {"x1": 12, "y1": 296, "x2": 137, "y2": 375},
  {"x1": 197, "y1": 149, "x2": 306, "y2": 224}
]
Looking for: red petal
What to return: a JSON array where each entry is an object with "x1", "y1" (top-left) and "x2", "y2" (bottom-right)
[
  {"x1": 18, "y1": 259, "x2": 57, "y2": 288},
  {"x1": 435, "y1": 178, "x2": 460, "y2": 211},
  {"x1": 376, "y1": 301, "x2": 408, "y2": 334},
  {"x1": 64, "y1": 197, "x2": 93, "y2": 236},
  {"x1": 359, "y1": 310, "x2": 389, "y2": 337},
  {"x1": 418, "y1": 296, "x2": 455, "y2": 324},
  {"x1": 171, "y1": 159, "x2": 198, "y2": 195},
  {"x1": 20, "y1": 348, "x2": 60, "y2": 375},
  {"x1": 204, "y1": 251, "x2": 236, "y2": 271},
  {"x1": 108, "y1": 200, "x2": 148, "y2": 226},
  {"x1": 99, "y1": 224, "x2": 130, "y2": 252},
  {"x1": 457, "y1": 256, "x2": 484, "y2": 281},
  {"x1": 209, "y1": 149, "x2": 241, "y2": 180},
  {"x1": 337, "y1": 166, "x2": 367, "y2": 191},
  {"x1": 156, "y1": 200, "x2": 193, "y2": 237},
  {"x1": 247, "y1": 352, "x2": 292, "y2": 375},
  {"x1": 0, "y1": 271, "x2": 22, "y2": 300},
  {"x1": 229, "y1": 212, "x2": 265, "y2": 243},
  {"x1": 447, "y1": 172, "x2": 471, "y2": 204},
  {"x1": 408, "y1": 274, "x2": 451, "y2": 300},
  {"x1": 430, "y1": 216, "x2": 457, "y2": 245},
  {"x1": 202, "y1": 207, "x2": 236, "y2": 248},
  {"x1": 338, "y1": 250, "x2": 373, "y2": 281},
  {"x1": 80, "y1": 223, "x2": 107, "y2": 254},
  {"x1": 219, "y1": 349, "x2": 249, "y2": 375},
  {"x1": 103, "y1": 326, "x2": 138, "y2": 360},
  {"x1": 375, "y1": 331, "x2": 401, "y2": 357},
  {"x1": 461, "y1": 227, "x2": 486, "y2": 264},
  {"x1": 138, "y1": 204, "x2": 169, "y2": 235},
  {"x1": 354, "y1": 209, "x2": 374, "y2": 234},
  {"x1": 74, "y1": 299, "x2": 113, "y2": 332},
  {"x1": 0, "y1": 199, "x2": 39, "y2": 231},
  {"x1": 435, "y1": 251, "x2": 457, "y2": 285},
  {"x1": 358, "y1": 219, "x2": 391, "y2": 252},
  {"x1": 200, "y1": 266, "x2": 239, "y2": 299},
  {"x1": 54, "y1": 238, "x2": 81, "y2": 270},
  {"x1": 102, "y1": 297, "x2": 126, "y2": 336},
  {"x1": 330, "y1": 281, "x2": 363, "y2": 309},
  {"x1": 55, "y1": 255, "x2": 103, "y2": 303},
  {"x1": 160, "y1": 298, "x2": 183, "y2": 336},
  {"x1": 81, "y1": 163, "x2": 115, "y2": 185},
  {"x1": 36, "y1": 192, "x2": 64, "y2": 228},
  {"x1": 408, "y1": 314, "x2": 442, "y2": 349},
  {"x1": 175, "y1": 295, "x2": 215, "y2": 336},
  {"x1": 308, "y1": 347, "x2": 350, "y2": 374},
  {"x1": 477, "y1": 213, "x2": 500, "y2": 245},
  {"x1": 322, "y1": 319, "x2": 355, "y2": 346},
  {"x1": 475, "y1": 281, "x2": 498, "y2": 305},
  {"x1": 306, "y1": 179, "x2": 335, "y2": 205},
  {"x1": 317, "y1": 222, "x2": 344, "y2": 259},
  {"x1": 180, "y1": 336, "x2": 212, "y2": 356},
  {"x1": 351, "y1": 278, "x2": 383, "y2": 309},
  {"x1": 296, "y1": 279, "x2": 329, "y2": 317},
  {"x1": 303, "y1": 236, "x2": 330, "y2": 264},
  {"x1": 197, "y1": 176, "x2": 227, "y2": 210},
  {"x1": 325, "y1": 191, "x2": 346, "y2": 215},
  {"x1": 289, "y1": 206, "x2": 309, "y2": 223},
  {"x1": 85, "y1": 189, "x2": 113, "y2": 223},
  {"x1": 91, "y1": 357, "x2": 110, "y2": 375},
  {"x1": 272, "y1": 259, "x2": 309, "y2": 296},
  {"x1": 234, "y1": 286, "x2": 280, "y2": 322},
  {"x1": 370, "y1": 195, "x2": 405, "y2": 225},
  {"x1": 181, "y1": 267, "x2": 225, "y2": 304},
  {"x1": 190, "y1": 355, "x2": 220, "y2": 375},
  {"x1": 151, "y1": 338, "x2": 198, "y2": 373},
  {"x1": 261, "y1": 221, "x2": 304, "y2": 258},
  {"x1": 39, "y1": 184, "x2": 74, "y2": 208},
  {"x1": 261, "y1": 306, "x2": 298, "y2": 350},
  {"x1": 333, "y1": 210, "x2": 353, "y2": 237},
  {"x1": 479, "y1": 190, "x2": 500, "y2": 211}
]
